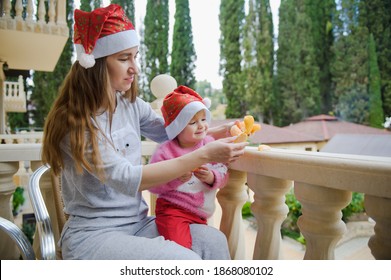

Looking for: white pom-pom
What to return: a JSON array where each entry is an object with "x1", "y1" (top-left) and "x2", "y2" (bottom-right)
[
  {"x1": 203, "y1": 97, "x2": 211, "y2": 108},
  {"x1": 79, "y1": 53, "x2": 96, "y2": 69}
]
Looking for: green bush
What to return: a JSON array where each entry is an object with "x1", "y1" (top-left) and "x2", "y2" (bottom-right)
[
  {"x1": 242, "y1": 201, "x2": 253, "y2": 218},
  {"x1": 342, "y1": 192, "x2": 365, "y2": 222},
  {"x1": 12, "y1": 187, "x2": 25, "y2": 216}
]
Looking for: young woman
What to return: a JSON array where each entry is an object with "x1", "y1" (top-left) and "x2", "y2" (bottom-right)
[{"x1": 41, "y1": 4, "x2": 247, "y2": 260}]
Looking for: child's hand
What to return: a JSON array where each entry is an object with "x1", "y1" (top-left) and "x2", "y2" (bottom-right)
[
  {"x1": 193, "y1": 166, "x2": 214, "y2": 185},
  {"x1": 178, "y1": 171, "x2": 192, "y2": 182}
]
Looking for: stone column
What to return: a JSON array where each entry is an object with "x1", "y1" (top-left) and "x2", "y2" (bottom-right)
[{"x1": 0, "y1": 161, "x2": 20, "y2": 259}]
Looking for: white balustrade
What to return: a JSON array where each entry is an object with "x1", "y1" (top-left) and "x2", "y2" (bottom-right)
[
  {"x1": 1, "y1": 140, "x2": 391, "y2": 260},
  {"x1": 0, "y1": 0, "x2": 68, "y2": 34},
  {"x1": 3, "y1": 75, "x2": 26, "y2": 113}
]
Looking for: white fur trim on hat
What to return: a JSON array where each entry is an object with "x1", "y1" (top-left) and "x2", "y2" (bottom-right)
[
  {"x1": 79, "y1": 52, "x2": 96, "y2": 69},
  {"x1": 203, "y1": 97, "x2": 211, "y2": 109},
  {"x1": 75, "y1": 29, "x2": 139, "y2": 68},
  {"x1": 165, "y1": 101, "x2": 211, "y2": 140}
]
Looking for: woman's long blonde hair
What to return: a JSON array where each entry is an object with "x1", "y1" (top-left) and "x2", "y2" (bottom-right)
[{"x1": 42, "y1": 58, "x2": 138, "y2": 176}]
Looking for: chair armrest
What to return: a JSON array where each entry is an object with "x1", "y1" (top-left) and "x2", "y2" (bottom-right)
[
  {"x1": 28, "y1": 164, "x2": 56, "y2": 260},
  {"x1": 0, "y1": 217, "x2": 35, "y2": 260}
]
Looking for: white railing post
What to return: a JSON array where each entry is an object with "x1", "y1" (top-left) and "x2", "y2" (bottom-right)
[
  {"x1": 295, "y1": 183, "x2": 351, "y2": 260},
  {"x1": 56, "y1": 0, "x2": 67, "y2": 26},
  {"x1": 365, "y1": 195, "x2": 391, "y2": 259},
  {"x1": 248, "y1": 174, "x2": 292, "y2": 259},
  {"x1": 217, "y1": 169, "x2": 248, "y2": 260}
]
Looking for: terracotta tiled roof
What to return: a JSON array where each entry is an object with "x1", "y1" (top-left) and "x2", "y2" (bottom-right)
[{"x1": 283, "y1": 115, "x2": 390, "y2": 141}]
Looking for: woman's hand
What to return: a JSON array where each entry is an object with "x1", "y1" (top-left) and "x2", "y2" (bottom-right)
[
  {"x1": 208, "y1": 121, "x2": 235, "y2": 139},
  {"x1": 201, "y1": 136, "x2": 248, "y2": 164}
]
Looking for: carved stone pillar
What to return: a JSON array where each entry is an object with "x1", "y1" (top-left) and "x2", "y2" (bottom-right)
[
  {"x1": 365, "y1": 195, "x2": 391, "y2": 259},
  {"x1": 248, "y1": 174, "x2": 292, "y2": 259},
  {"x1": 295, "y1": 183, "x2": 351, "y2": 259},
  {"x1": 0, "y1": 161, "x2": 20, "y2": 259},
  {"x1": 217, "y1": 169, "x2": 248, "y2": 260}
]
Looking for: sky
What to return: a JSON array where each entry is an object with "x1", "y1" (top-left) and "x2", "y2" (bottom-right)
[
  {"x1": 97, "y1": 0, "x2": 281, "y2": 89},
  {"x1": 134, "y1": 0, "x2": 281, "y2": 89}
]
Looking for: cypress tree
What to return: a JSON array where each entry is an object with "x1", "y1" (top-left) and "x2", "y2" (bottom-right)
[
  {"x1": 368, "y1": 33, "x2": 384, "y2": 128},
  {"x1": 170, "y1": 0, "x2": 196, "y2": 88},
  {"x1": 219, "y1": 0, "x2": 245, "y2": 118},
  {"x1": 243, "y1": 0, "x2": 274, "y2": 123},
  {"x1": 30, "y1": 0, "x2": 74, "y2": 127},
  {"x1": 111, "y1": 0, "x2": 135, "y2": 23},
  {"x1": 143, "y1": 0, "x2": 169, "y2": 101},
  {"x1": 276, "y1": 0, "x2": 320, "y2": 126},
  {"x1": 79, "y1": 0, "x2": 92, "y2": 11},
  {"x1": 304, "y1": 0, "x2": 335, "y2": 114},
  {"x1": 331, "y1": 0, "x2": 370, "y2": 124},
  {"x1": 360, "y1": 0, "x2": 391, "y2": 121}
]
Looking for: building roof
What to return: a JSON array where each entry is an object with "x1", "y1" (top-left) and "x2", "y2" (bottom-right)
[
  {"x1": 283, "y1": 114, "x2": 390, "y2": 141},
  {"x1": 211, "y1": 119, "x2": 322, "y2": 144},
  {"x1": 320, "y1": 134, "x2": 391, "y2": 157}
]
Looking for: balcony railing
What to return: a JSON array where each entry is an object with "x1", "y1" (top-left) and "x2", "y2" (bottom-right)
[
  {"x1": 3, "y1": 75, "x2": 26, "y2": 113},
  {"x1": 1, "y1": 135, "x2": 390, "y2": 260},
  {"x1": 0, "y1": 0, "x2": 68, "y2": 71}
]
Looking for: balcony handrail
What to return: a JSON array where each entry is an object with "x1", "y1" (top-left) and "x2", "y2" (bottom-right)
[{"x1": 230, "y1": 147, "x2": 391, "y2": 198}]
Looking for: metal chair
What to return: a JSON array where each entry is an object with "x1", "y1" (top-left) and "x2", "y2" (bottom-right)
[
  {"x1": 0, "y1": 216, "x2": 35, "y2": 260},
  {"x1": 28, "y1": 164, "x2": 59, "y2": 260}
]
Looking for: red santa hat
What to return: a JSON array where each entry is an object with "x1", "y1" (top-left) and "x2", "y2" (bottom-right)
[
  {"x1": 162, "y1": 86, "x2": 212, "y2": 140},
  {"x1": 73, "y1": 4, "x2": 139, "y2": 69}
]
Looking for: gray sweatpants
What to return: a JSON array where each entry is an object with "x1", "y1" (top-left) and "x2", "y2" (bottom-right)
[{"x1": 60, "y1": 216, "x2": 231, "y2": 260}]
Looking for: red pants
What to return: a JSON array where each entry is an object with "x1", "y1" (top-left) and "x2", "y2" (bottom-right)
[{"x1": 155, "y1": 198, "x2": 207, "y2": 249}]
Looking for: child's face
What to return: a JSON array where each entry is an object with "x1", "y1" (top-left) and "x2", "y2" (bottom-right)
[{"x1": 177, "y1": 110, "x2": 209, "y2": 148}]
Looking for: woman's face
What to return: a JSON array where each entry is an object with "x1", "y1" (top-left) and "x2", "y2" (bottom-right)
[{"x1": 106, "y1": 46, "x2": 139, "y2": 93}]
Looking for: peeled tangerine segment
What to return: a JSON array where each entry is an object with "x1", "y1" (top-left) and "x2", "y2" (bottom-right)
[
  {"x1": 235, "y1": 121, "x2": 246, "y2": 132},
  {"x1": 244, "y1": 115, "x2": 254, "y2": 134},
  {"x1": 258, "y1": 144, "x2": 271, "y2": 151},
  {"x1": 251, "y1": 123, "x2": 261, "y2": 134},
  {"x1": 230, "y1": 125, "x2": 243, "y2": 136},
  {"x1": 234, "y1": 132, "x2": 248, "y2": 143}
]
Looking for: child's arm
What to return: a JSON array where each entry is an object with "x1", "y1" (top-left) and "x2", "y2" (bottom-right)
[{"x1": 193, "y1": 166, "x2": 214, "y2": 185}]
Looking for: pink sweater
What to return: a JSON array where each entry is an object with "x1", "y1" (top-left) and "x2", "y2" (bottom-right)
[{"x1": 149, "y1": 136, "x2": 229, "y2": 219}]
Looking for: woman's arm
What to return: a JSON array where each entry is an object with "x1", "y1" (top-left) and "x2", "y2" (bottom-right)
[{"x1": 139, "y1": 136, "x2": 247, "y2": 191}]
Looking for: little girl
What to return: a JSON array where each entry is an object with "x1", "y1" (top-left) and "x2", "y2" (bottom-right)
[{"x1": 149, "y1": 85, "x2": 229, "y2": 250}]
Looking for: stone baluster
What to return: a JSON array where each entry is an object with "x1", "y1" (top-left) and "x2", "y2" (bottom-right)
[
  {"x1": 294, "y1": 182, "x2": 351, "y2": 259},
  {"x1": 365, "y1": 195, "x2": 391, "y2": 259},
  {"x1": 26, "y1": 0, "x2": 34, "y2": 23},
  {"x1": 48, "y1": 0, "x2": 55, "y2": 25},
  {"x1": 30, "y1": 161, "x2": 60, "y2": 259},
  {"x1": 14, "y1": 0, "x2": 23, "y2": 20},
  {"x1": 217, "y1": 169, "x2": 248, "y2": 260},
  {"x1": 248, "y1": 174, "x2": 292, "y2": 259},
  {"x1": 37, "y1": 0, "x2": 45, "y2": 24},
  {"x1": 3, "y1": 0, "x2": 12, "y2": 19},
  {"x1": 0, "y1": 161, "x2": 20, "y2": 259},
  {"x1": 56, "y1": 0, "x2": 67, "y2": 26}
]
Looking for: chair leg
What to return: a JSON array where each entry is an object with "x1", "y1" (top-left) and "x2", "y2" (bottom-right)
[{"x1": 0, "y1": 217, "x2": 35, "y2": 260}]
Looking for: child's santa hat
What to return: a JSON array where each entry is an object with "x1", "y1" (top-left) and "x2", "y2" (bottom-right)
[
  {"x1": 74, "y1": 4, "x2": 139, "y2": 69},
  {"x1": 162, "y1": 86, "x2": 212, "y2": 140}
]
